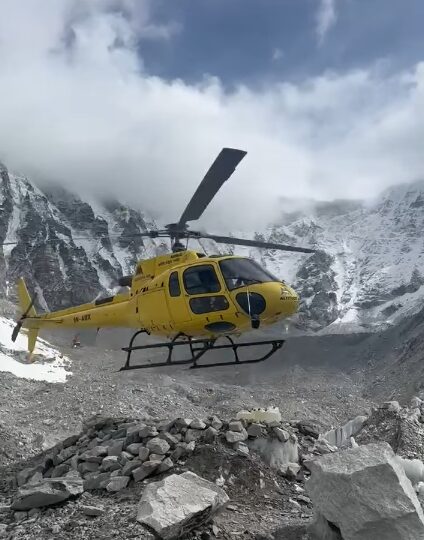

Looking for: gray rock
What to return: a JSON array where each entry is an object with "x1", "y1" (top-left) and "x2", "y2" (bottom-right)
[
  {"x1": 247, "y1": 423, "x2": 263, "y2": 438},
  {"x1": 125, "y1": 426, "x2": 141, "y2": 446},
  {"x1": 186, "y1": 441, "x2": 196, "y2": 453},
  {"x1": 80, "y1": 446, "x2": 108, "y2": 460},
  {"x1": 51, "y1": 464, "x2": 71, "y2": 478},
  {"x1": 228, "y1": 421, "x2": 244, "y2": 433},
  {"x1": 203, "y1": 427, "x2": 218, "y2": 443},
  {"x1": 83, "y1": 472, "x2": 111, "y2": 490},
  {"x1": 101, "y1": 456, "x2": 120, "y2": 472},
  {"x1": 159, "y1": 432, "x2": 179, "y2": 447},
  {"x1": 171, "y1": 444, "x2": 187, "y2": 461},
  {"x1": 137, "y1": 471, "x2": 229, "y2": 539},
  {"x1": 122, "y1": 460, "x2": 142, "y2": 476},
  {"x1": 226, "y1": 430, "x2": 248, "y2": 443},
  {"x1": 190, "y1": 419, "x2": 206, "y2": 430},
  {"x1": 139, "y1": 447, "x2": 150, "y2": 461},
  {"x1": 81, "y1": 505, "x2": 105, "y2": 517},
  {"x1": 17, "y1": 467, "x2": 43, "y2": 487},
  {"x1": 12, "y1": 477, "x2": 84, "y2": 511},
  {"x1": 273, "y1": 427, "x2": 290, "y2": 442},
  {"x1": 158, "y1": 458, "x2": 174, "y2": 474},
  {"x1": 210, "y1": 416, "x2": 223, "y2": 431},
  {"x1": 78, "y1": 462, "x2": 99, "y2": 475},
  {"x1": 280, "y1": 463, "x2": 301, "y2": 479},
  {"x1": 126, "y1": 443, "x2": 142, "y2": 455},
  {"x1": 53, "y1": 446, "x2": 75, "y2": 465},
  {"x1": 149, "y1": 453, "x2": 165, "y2": 462},
  {"x1": 234, "y1": 442, "x2": 249, "y2": 457},
  {"x1": 106, "y1": 476, "x2": 129, "y2": 493},
  {"x1": 107, "y1": 440, "x2": 124, "y2": 457},
  {"x1": 146, "y1": 437, "x2": 170, "y2": 455},
  {"x1": 133, "y1": 461, "x2": 160, "y2": 482},
  {"x1": 185, "y1": 429, "x2": 204, "y2": 443},
  {"x1": 306, "y1": 442, "x2": 424, "y2": 540},
  {"x1": 174, "y1": 418, "x2": 192, "y2": 429},
  {"x1": 139, "y1": 425, "x2": 158, "y2": 438}
]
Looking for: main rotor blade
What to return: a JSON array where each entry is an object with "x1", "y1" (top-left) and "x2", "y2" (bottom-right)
[
  {"x1": 178, "y1": 148, "x2": 247, "y2": 227},
  {"x1": 0, "y1": 231, "x2": 160, "y2": 247},
  {"x1": 196, "y1": 232, "x2": 316, "y2": 253}
]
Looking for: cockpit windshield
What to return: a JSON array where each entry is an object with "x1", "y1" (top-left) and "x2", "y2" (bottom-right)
[{"x1": 219, "y1": 257, "x2": 280, "y2": 290}]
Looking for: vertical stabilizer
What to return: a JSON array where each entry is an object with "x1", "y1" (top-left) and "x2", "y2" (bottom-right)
[
  {"x1": 27, "y1": 328, "x2": 39, "y2": 357},
  {"x1": 17, "y1": 278, "x2": 37, "y2": 317}
]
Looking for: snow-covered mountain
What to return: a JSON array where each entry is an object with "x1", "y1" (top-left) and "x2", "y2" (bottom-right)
[
  {"x1": 1, "y1": 160, "x2": 424, "y2": 334},
  {"x1": 256, "y1": 181, "x2": 424, "y2": 332}
]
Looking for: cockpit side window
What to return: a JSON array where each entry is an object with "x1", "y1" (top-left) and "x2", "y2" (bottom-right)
[
  {"x1": 183, "y1": 265, "x2": 221, "y2": 295},
  {"x1": 169, "y1": 271, "x2": 181, "y2": 297},
  {"x1": 219, "y1": 258, "x2": 279, "y2": 290}
]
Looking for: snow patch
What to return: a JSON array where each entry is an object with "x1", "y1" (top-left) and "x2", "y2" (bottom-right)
[{"x1": 0, "y1": 317, "x2": 71, "y2": 383}]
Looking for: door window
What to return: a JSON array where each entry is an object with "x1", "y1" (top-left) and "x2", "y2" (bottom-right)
[
  {"x1": 169, "y1": 271, "x2": 181, "y2": 297},
  {"x1": 189, "y1": 296, "x2": 229, "y2": 314},
  {"x1": 183, "y1": 265, "x2": 221, "y2": 294}
]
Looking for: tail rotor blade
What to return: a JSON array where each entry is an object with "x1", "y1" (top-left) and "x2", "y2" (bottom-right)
[
  {"x1": 11, "y1": 293, "x2": 37, "y2": 342},
  {"x1": 11, "y1": 321, "x2": 22, "y2": 343}
]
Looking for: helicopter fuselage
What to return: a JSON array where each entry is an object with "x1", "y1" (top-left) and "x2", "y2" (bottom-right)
[{"x1": 21, "y1": 250, "x2": 299, "y2": 346}]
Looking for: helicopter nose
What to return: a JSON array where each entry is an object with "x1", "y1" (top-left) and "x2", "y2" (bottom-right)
[
  {"x1": 233, "y1": 282, "x2": 299, "y2": 322},
  {"x1": 259, "y1": 282, "x2": 299, "y2": 319}
]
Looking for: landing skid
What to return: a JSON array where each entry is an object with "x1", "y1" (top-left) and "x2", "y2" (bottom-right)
[{"x1": 120, "y1": 330, "x2": 285, "y2": 371}]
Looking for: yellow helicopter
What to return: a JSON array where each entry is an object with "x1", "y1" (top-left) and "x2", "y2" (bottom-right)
[{"x1": 11, "y1": 148, "x2": 315, "y2": 370}]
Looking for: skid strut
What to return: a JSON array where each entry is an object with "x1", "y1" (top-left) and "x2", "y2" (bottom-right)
[{"x1": 120, "y1": 331, "x2": 285, "y2": 371}]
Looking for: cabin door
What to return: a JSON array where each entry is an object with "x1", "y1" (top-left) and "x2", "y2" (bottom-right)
[{"x1": 167, "y1": 271, "x2": 191, "y2": 325}]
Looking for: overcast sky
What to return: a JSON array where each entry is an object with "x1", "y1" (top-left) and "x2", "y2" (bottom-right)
[{"x1": 0, "y1": 0, "x2": 423, "y2": 229}]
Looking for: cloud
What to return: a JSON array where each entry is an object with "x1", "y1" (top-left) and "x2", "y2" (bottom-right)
[
  {"x1": 0, "y1": 0, "x2": 424, "y2": 233},
  {"x1": 316, "y1": 0, "x2": 337, "y2": 44},
  {"x1": 272, "y1": 48, "x2": 284, "y2": 62}
]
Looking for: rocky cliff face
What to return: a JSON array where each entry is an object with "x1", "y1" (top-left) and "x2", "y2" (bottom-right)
[
  {"x1": 0, "y1": 164, "x2": 161, "y2": 311},
  {"x1": 1, "y1": 160, "x2": 424, "y2": 334}
]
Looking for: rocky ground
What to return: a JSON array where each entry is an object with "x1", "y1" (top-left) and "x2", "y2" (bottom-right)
[{"x1": 0, "y1": 322, "x2": 423, "y2": 539}]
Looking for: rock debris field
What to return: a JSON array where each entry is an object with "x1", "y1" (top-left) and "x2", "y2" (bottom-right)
[{"x1": 0, "y1": 341, "x2": 424, "y2": 539}]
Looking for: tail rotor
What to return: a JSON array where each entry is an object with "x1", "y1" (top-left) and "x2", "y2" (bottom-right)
[{"x1": 12, "y1": 278, "x2": 38, "y2": 345}]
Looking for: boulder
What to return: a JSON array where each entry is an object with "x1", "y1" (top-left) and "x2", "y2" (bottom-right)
[
  {"x1": 185, "y1": 429, "x2": 204, "y2": 443},
  {"x1": 126, "y1": 443, "x2": 143, "y2": 455},
  {"x1": 226, "y1": 430, "x2": 248, "y2": 444},
  {"x1": 228, "y1": 421, "x2": 244, "y2": 433},
  {"x1": 234, "y1": 442, "x2": 249, "y2": 457},
  {"x1": 273, "y1": 427, "x2": 290, "y2": 442},
  {"x1": 247, "y1": 423, "x2": 263, "y2": 438},
  {"x1": 139, "y1": 425, "x2": 159, "y2": 438},
  {"x1": 106, "y1": 476, "x2": 129, "y2": 493},
  {"x1": 190, "y1": 419, "x2": 206, "y2": 430},
  {"x1": 306, "y1": 442, "x2": 424, "y2": 540},
  {"x1": 107, "y1": 440, "x2": 124, "y2": 457},
  {"x1": 203, "y1": 427, "x2": 218, "y2": 442},
  {"x1": 146, "y1": 437, "x2": 170, "y2": 455},
  {"x1": 12, "y1": 476, "x2": 84, "y2": 511},
  {"x1": 81, "y1": 505, "x2": 105, "y2": 517},
  {"x1": 138, "y1": 447, "x2": 150, "y2": 461},
  {"x1": 133, "y1": 461, "x2": 160, "y2": 482},
  {"x1": 137, "y1": 471, "x2": 229, "y2": 539},
  {"x1": 83, "y1": 472, "x2": 111, "y2": 490}
]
